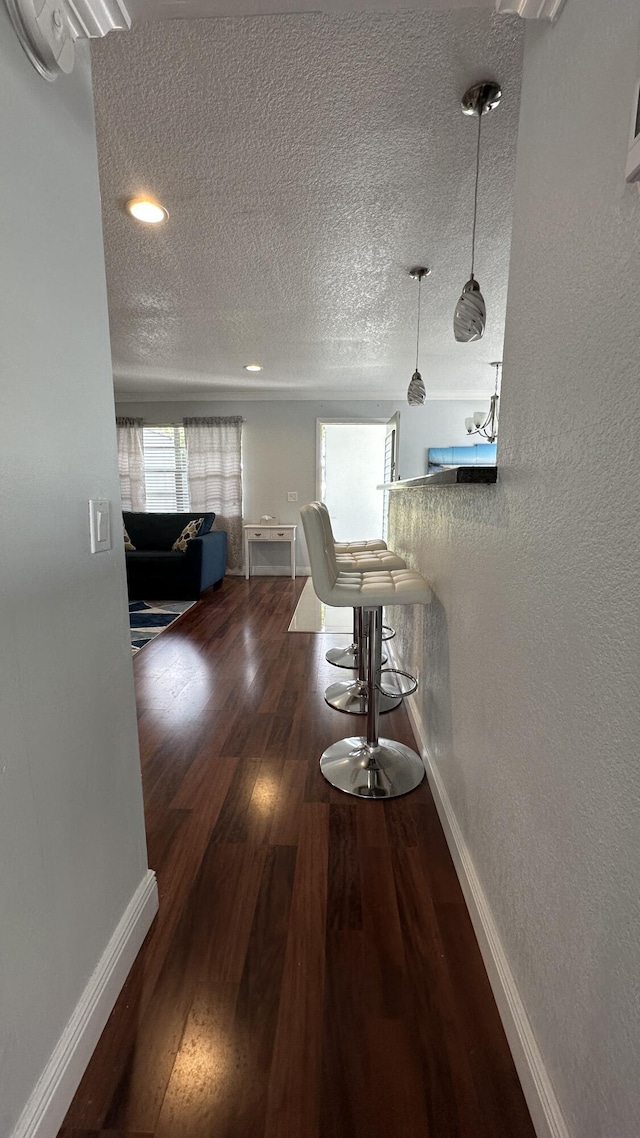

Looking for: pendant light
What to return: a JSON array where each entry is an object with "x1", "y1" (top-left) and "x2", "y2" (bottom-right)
[
  {"x1": 407, "y1": 266, "x2": 430, "y2": 406},
  {"x1": 453, "y1": 81, "x2": 502, "y2": 343},
  {"x1": 465, "y1": 361, "x2": 501, "y2": 442}
]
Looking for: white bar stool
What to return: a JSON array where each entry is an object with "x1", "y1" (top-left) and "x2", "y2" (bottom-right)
[
  {"x1": 301, "y1": 503, "x2": 432, "y2": 799},
  {"x1": 316, "y1": 501, "x2": 395, "y2": 669},
  {"x1": 313, "y1": 503, "x2": 406, "y2": 714}
]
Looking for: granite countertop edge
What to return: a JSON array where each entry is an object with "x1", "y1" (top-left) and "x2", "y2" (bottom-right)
[{"x1": 378, "y1": 466, "x2": 498, "y2": 489}]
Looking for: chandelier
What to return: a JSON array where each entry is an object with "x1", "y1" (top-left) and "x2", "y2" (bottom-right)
[{"x1": 465, "y1": 361, "x2": 501, "y2": 443}]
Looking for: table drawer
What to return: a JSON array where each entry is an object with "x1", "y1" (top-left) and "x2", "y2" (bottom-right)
[{"x1": 246, "y1": 528, "x2": 294, "y2": 540}]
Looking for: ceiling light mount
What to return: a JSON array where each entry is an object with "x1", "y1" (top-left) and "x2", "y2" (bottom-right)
[
  {"x1": 3, "y1": 0, "x2": 131, "y2": 81},
  {"x1": 461, "y1": 81, "x2": 502, "y2": 119},
  {"x1": 407, "y1": 267, "x2": 430, "y2": 407},
  {"x1": 453, "y1": 80, "x2": 502, "y2": 343}
]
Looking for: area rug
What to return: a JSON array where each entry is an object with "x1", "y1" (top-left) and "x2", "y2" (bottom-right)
[
  {"x1": 129, "y1": 600, "x2": 196, "y2": 655},
  {"x1": 288, "y1": 578, "x2": 352, "y2": 633}
]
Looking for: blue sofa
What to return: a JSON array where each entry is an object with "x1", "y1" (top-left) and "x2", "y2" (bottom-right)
[
  {"x1": 427, "y1": 443, "x2": 497, "y2": 470},
  {"x1": 123, "y1": 511, "x2": 227, "y2": 600}
]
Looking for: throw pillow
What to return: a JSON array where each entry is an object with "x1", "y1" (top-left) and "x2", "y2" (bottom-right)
[
  {"x1": 172, "y1": 518, "x2": 204, "y2": 552},
  {"x1": 124, "y1": 525, "x2": 136, "y2": 551}
]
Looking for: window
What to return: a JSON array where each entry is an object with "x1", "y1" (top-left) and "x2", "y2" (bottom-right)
[{"x1": 142, "y1": 425, "x2": 190, "y2": 511}]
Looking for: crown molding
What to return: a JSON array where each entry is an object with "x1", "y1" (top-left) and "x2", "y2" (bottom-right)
[
  {"x1": 495, "y1": 0, "x2": 566, "y2": 20},
  {"x1": 3, "y1": 0, "x2": 131, "y2": 81},
  {"x1": 64, "y1": 0, "x2": 130, "y2": 39}
]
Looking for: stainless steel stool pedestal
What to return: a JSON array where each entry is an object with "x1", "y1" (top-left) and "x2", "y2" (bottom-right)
[
  {"x1": 325, "y1": 609, "x2": 400, "y2": 715},
  {"x1": 320, "y1": 607, "x2": 424, "y2": 799},
  {"x1": 325, "y1": 609, "x2": 387, "y2": 670}
]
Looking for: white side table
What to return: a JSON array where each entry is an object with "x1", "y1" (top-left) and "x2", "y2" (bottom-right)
[{"x1": 243, "y1": 523, "x2": 297, "y2": 580}]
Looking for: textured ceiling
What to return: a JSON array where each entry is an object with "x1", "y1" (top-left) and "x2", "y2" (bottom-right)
[{"x1": 92, "y1": 9, "x2": 524, "y2": 400}]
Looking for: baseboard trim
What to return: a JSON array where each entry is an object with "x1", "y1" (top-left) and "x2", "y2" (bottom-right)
[
  {"x1": 393, "y1": 652, "x2": 570, "y2": 1138},
  {"x1": 246, "y1": 566, "x2": 308, "y2": 576},
  {"x1": 11, "y1": 869, "x2": 159, "y2": 1138}
]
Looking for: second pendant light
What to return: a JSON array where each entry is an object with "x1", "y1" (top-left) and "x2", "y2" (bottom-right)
[{"x1": 407, "y1": 267, "x2": 430, "y2": 406}]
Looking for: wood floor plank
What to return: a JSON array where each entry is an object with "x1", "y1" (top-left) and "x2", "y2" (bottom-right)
[
  {"x1": 435, "y1": 900, "x2": 537, "y2": 1138},
  {"x1": 264, "y1": 802, "x2": 330, "y2": 1138},
  {"x1": 188, "y1": 840, "x2": 268, "y2": 984},
  {"x1": 57, "y1": 578, "x2": 536, "y2": 1138},
  {"x1": 61, "y1": 952, "x2": 148, "y2": 1129},
  {"x1": 153, "y1": 983, "x2": 241, "y2": 1138},
  {"x1": 140, "y1": 756, "x2": 239, "y2": 1004},
  {"x1": 327, "y1": 803, "x2": 362, "y2": 931},
  {"x1": 101, "y1": 895, "x2": 200, "y2": 1134},
  {"x1": 319, "y1": 930, "x2": 373, "y2": 1138},
  {"x1": 391, "y1": 844, "x2": 484, "y2": 1136},
  {"x1": 268, "y1": 759, "x2": 307, "y2": 845}
]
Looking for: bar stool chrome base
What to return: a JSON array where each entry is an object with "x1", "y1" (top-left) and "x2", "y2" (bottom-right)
[
  {"x1": 325, "y1": 645, "x2": 387, "y2": 669},
  {"x1": 320, "y1": 738, "x2": 425, "y2": 798},
  {"x1": 324, "y1": 679, "x2": 401, "y2": 715},
  {"x1": 325, "y1": 643, "x2": 357, "y2": 668}
]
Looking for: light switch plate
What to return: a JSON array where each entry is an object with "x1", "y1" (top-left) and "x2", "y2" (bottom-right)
[
  {"x1": 287, "y1": 491, "x2": 298, "y2": 502},
  {"x1": 89, "y1": 499, "x2": 111, "y2": 553}
]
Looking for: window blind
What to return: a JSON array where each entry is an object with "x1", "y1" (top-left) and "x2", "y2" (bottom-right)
[{"x1": 142, "y1": 426, "x2": 190, "y2": 511}]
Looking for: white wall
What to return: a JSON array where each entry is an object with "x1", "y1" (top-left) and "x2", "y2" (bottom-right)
[
  {"x1": 0, "y1": 19, "x2": 152, "y2": 1136},
  {"x1": 388, "y1": 3, "x2": 640, "y2": 1136},
  {"x1": 116, "y1": 397, "x2": 482, "y2": 569}
]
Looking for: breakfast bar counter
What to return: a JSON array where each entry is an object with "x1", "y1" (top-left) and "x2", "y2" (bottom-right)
[{"x1": 379, "y1": 465, "x2": 497, "y2": 489}]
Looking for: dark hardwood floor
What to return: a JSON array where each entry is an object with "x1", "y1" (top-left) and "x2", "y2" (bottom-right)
[{"x1": 58, "y1": 576, "x2": 535, "y2": 1138}]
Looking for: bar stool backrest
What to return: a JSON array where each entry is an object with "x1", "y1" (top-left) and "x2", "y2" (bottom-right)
[
  {"x1": 301, "y1": 503, "x2": 339, "y2": 603},
  {"x1": 315, "y1": 501, "x2": 336, "y2": 544},
  {"x1": 313, "y1": 502, "x2": 340, "y2": 567}
]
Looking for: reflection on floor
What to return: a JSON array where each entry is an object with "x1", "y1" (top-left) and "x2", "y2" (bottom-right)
[{"x1": 287, "y1": 577, "x2": 352, "y2": 633}]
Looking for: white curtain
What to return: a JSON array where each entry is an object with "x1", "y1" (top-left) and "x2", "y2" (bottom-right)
[
  {"x1": 116, "y1": 417, "x2": 145, "y2": 511},
  {"x1": 183, "y1": 416, "x2": 243, "y2": 572}
]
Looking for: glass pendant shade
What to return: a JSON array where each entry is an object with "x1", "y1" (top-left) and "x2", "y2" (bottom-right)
[
  {"x1": 407, "y1": 369, "x2": 426, "y2": 406},
  {"x1": 453, "y1": 277, "x2": 486, "y2": 342}
]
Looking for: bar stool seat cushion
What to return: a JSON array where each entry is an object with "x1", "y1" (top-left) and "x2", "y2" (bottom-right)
[
  {"x1": 335, "y1": 539, "x2": 387, "y2": 552},
  {"x1": 332, "y1": 570, "x2": 432, "y2": 607},
  {"x1": 335, "y1": 548, "x2": 406, "y2": 572}
]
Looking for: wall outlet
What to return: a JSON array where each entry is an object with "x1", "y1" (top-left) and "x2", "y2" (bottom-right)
[{"x1": 287, "y1": 491, "x2": 298, "y2": 502}]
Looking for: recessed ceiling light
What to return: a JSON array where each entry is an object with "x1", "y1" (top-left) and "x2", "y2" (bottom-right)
[
  {"x1": 126, "y1": 198, "x2": 168, "y2": 224},
  {"x1": 244, "y1": 364, "x2": 262, "y2": 372}
]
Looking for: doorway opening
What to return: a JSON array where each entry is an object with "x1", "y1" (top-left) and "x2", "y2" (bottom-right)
[{"x1": 316, "y1": 419, "x2": 388, "y2": 541}]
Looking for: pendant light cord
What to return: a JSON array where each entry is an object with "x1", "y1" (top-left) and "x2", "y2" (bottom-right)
[
  {"x1": 415, "y1": 274, "x2": 422, "y2": 371},
  {"x1": 470, "y1": 109, "x2": 482, "y2": 279}
]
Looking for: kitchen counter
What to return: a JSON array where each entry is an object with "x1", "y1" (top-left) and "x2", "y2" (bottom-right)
[{"x1": 379, "y1": 465, "x2": 497, "y2": 489}]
